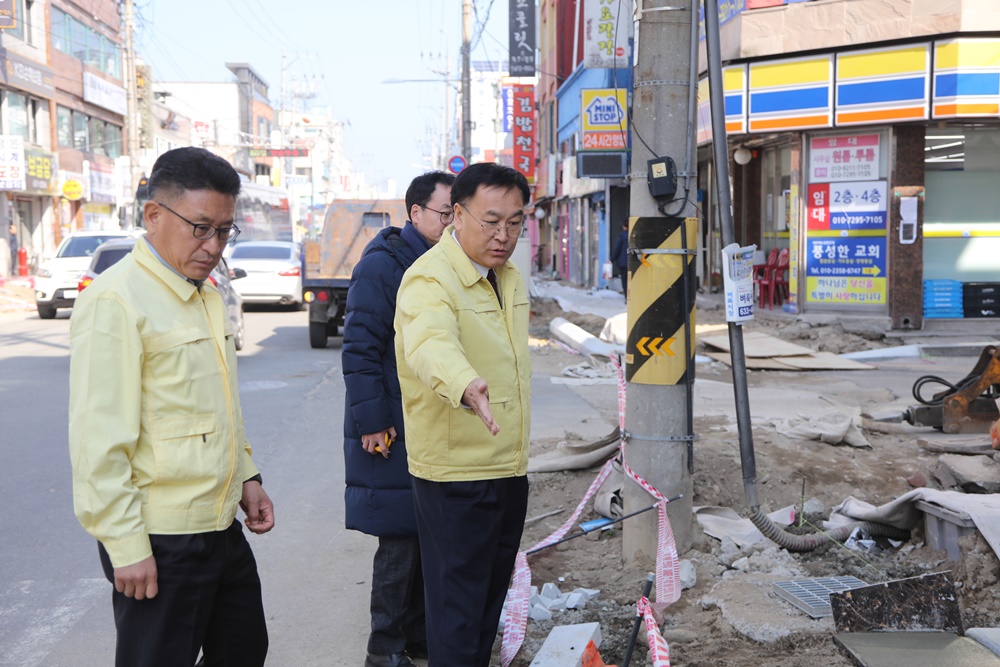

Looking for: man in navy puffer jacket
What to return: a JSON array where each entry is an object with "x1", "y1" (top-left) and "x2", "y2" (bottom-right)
[{"x1": 343, "y1": 171, "x2": 455, "y2": 667}]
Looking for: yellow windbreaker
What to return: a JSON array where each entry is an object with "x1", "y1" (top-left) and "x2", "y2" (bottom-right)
[
  {"x1": 69, "y1": 238, "x2": 259, "y2": 568},
  {"x1": 394, "y1": 231, "x2": 531, "y2": 482}
]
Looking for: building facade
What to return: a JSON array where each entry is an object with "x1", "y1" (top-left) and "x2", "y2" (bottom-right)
[
  {"x1": 0, "y1": 0, "x2": 124, "y2": 274},
  {"x1": 700, "y1": 0, "x2": 1000, "y2": 326}
]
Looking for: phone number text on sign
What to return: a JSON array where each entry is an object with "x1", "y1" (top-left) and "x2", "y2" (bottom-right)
[
  {"x1": 809, "y1": 134, "x2": 880, "y2": 183},
  {"x1": 808, "y1": 181, "x2": 887, "y2": 231},
  {"x1": 806, "y1": 237, "x2": 886, "y2": 277}
]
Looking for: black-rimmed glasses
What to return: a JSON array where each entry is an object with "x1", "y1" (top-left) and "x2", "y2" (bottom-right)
[
  {"x1": 421, "y1": 205, "x2": 455, "y2": 224},
  {"x1": 458, "y1": 203, "x2": 524, "y2": 238},
  {"x1": 156, "y1": 201, "x2": 241, "y2": 245}
]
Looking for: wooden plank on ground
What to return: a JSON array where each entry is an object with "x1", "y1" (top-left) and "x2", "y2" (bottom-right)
[
  {"x1": 778, "y1": 352, "x2": 875, "y2": 371},
  {"x1": 706, "y1": 352, "x2": 799, "y2": 370},
  {"x1": 700, "y1": 331, "x2": 815, "y2": 358}
]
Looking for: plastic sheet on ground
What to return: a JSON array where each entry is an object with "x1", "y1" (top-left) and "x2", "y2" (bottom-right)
[
  {"x1": 695, "y1": 505, "x2": 797, "y2": 548},
  {"x1": 528, "y1": 432, "x2": 621, "y2": 473},
  {"x1": 773, "y1": 411, "x2": 872, "y2": 448},
  {"x1": 828, "y1": 489, "x2": 1000, "y2": 561}
]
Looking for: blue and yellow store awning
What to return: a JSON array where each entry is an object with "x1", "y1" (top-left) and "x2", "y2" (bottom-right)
[{"x1": 697, "y1": 36, "x2": 1000, "y2": 144}]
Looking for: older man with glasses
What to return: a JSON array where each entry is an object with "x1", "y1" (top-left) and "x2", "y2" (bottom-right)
[
  {"x1": 394, "y1": 162, "x2": 532, "y2": 666},
  {"x1": 69, "y1": 147, "x2": 273, "y2": 667}
]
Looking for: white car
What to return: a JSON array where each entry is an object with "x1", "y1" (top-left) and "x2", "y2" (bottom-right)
[
  {"x1": 34, "y1": 230, "x2": 138, "y2": 319},
  {"x1": 226, "y1": 241, "x2": 302, "y2": 307}
]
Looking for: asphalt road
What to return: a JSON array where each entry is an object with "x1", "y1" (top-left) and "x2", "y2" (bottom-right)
[{"x1": 0, "y1": 306, "x2": 375, "y2": 666}]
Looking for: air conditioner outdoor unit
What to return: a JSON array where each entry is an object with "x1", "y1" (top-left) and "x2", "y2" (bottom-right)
[{"x1": 577, "y1": 152, "x2": 627, "y2": 178}]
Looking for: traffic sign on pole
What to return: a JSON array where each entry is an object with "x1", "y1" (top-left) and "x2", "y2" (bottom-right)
[{"x1": 448, "y1": 155, "x2": 467, "y2": 174}]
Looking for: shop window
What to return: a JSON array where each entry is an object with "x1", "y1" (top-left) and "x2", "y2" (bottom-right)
[
  {"x1": 69, "y1": 14, "x2": 88, "y2": 62},
  {"x1": 106, "y1": 125, "x2": 122, "y2": 158},
  {"x1": 760, "y1": 145, "x2": 792, "y2": 253},
  {"x1": 89, "y1": 117, "x2": 106, "y2": 156},
  {"x1": 74, "y1": 112, "x2": 89, "y2": 151},
  {"x1": 57, "y1": 106, "x2": 73, "y2": 147},
  {"x1": 6, "y1": 92, "x2": 30, "y2": 141}
]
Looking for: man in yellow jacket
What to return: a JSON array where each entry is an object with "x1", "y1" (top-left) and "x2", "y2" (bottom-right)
[
  {"x1": 69, "y1": 147, "x2": 273, "y2": 667},
  {"x1": 395, "y1": 162, "x2": 531, "y2": 666}
]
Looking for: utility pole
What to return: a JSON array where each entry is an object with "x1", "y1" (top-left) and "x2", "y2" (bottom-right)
[
  {"x1": 123, "y1": 0, "x2": 141, "y2": 197},
  {"x1": 622, "y1": 0, "x2": 698, "y2": 563},
  {"x1": 461, "y1": 0, "x2": 472, "y2": 162}
]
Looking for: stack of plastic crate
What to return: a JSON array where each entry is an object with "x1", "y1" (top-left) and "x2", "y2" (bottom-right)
[
  {"x1": 963, "y1": 282, "x2": 1000, "y2": 318},
  {"x1": 923, "y1": 279, "x2": 963, "y2": 318}
]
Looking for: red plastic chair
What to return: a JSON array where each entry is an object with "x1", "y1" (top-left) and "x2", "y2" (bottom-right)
[
  {"x1": 752, "y1": 247, "x2": 779, "y2": 302},
  {"x1": 759, "y1": 247, "x2": 789, "y2": 309}
]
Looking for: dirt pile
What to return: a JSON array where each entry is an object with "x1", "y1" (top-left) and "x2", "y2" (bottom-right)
[{"x1": 503, "y1": 290, "x2": 1000, "y2": 666}]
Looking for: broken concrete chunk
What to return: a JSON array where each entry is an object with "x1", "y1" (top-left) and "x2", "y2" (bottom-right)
[
  {"x1": 732, "y1": 556, "x2": 751, "y2": 571},
  {"x1": 573, "y1": 587, "x2": 601, "y2": 602},
  {"x1": 547, "y1": 595, "x2": 568, "y2": 611},
  {"x1": 529, "y1": 603, "x2": 553, "y2": 621},
  {"x1": 528, "y1": 622, "x2": 601, "y2": 667},
  {"x1": 541, "y1": 582, "x2": 562, "y2": 600},
  {"x1": 907, "y1": 471, "x2": 928, "y2": 488},
  {"x1": 680, "y1": 559, "x2": 697, "y2": 590},
  {"x1": 939, "y1": 454, "x2": 1000, "y2": 494},
  {"x1": 529, "y1": 594, "x2": 547, "y2": 609},
  {"x1": 565, "y1": 592, "x2": 586, "y2": 609}
]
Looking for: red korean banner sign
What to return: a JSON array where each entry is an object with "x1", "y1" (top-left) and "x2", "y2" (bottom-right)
[{"x1": 512, "y1": 85, "x2": 536, "y2": 185}]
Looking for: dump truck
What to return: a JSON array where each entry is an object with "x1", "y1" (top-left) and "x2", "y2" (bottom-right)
[{"x1": 301, "y1": 199, "x2": 408, "y2": 348}]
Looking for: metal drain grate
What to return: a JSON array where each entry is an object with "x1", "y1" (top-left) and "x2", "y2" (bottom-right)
[{"x1": 773, "y1": 577, "x2": 869, "y2": 618}]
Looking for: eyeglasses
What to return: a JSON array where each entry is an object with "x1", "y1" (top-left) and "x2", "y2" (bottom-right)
[
  {"x1": 155, "y1": 201, "x2": 241, "y2": 245},
  {"x1": 458, "y1": 203, "x2": 525, "y2": 238},
  {"x1": 421, "y1": 204, "x2": 455, "y2": 224}
]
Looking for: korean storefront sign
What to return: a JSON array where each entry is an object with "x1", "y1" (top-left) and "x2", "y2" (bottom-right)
[
  {"x1": 508, "y1": 0, "x2": 536, "y2": 77},
  {"x1": 511, "y1": 85, "x2": 536, "y2": 184},
  {"x1": 83, "y1": 72, "x2": 127, "y2": 116},
  {"x1": 808, "y1": 133, "x2": 879, "y2": 183},
  {"x1": 0, "y1": 0, "x2": 16, "y2": 30},
  {"x1": 584, "y1": 0, "x2": 632, "y2": 69},
  {"x1": 86, "y1": 161, "x2": 117, "y2": 203},
  {"x1": 805, "y1": 132, "x2": 886, "y2": 306},
  {"x1": 0, "y1": 135, "x2": 25, "y2": 190},
  {"x1": 807, "y1": 181, "x2": 887, "y2": 231},
  {"x1": 805, "y1": 237, "x2": 886, "y2": 305},
  {"x1": 24, "y1": 148, "x2": 57, "y2": 194},
  {"x1": 0, "y1": 48, "x2": 55, "y2": 98},
  {"x1": 580, "y1": 88, "x2": 628, "y2": 151}
]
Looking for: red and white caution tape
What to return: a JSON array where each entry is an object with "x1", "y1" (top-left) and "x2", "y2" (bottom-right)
[
  {"x1": 501, "y1": 351, "x2": 683, "y2": 665},
  {"x1": 638, "y1": 596, "x2": 672, "y2": 667},
  {"x1": 501, "y1": 458, "x2": 616, "y2": 666}
]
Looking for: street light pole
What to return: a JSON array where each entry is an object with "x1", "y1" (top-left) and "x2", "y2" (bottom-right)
[{"x1": 461, "y1": 0, "x2": 472, "y2": 163}]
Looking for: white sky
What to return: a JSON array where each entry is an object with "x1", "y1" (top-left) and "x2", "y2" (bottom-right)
[{"x1": 137, "y1": 0, "x2": 510, "y2": 192}]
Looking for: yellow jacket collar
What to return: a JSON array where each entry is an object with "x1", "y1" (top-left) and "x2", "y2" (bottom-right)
[
  {"x1": 134, "y1": 237, "x2": 200, "y2": 302},
  {"x1": 443, "y1": 225, "x2": 506, "y2": 288}
]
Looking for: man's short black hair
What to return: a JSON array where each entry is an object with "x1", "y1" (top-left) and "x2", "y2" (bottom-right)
[
  {"x1": 147, "y1": 147, "x2": 242, "y2": 202},
  {"x1": 405, "y1": 171, "x2": 456, "y2": 215},
  {"x1": 451, "y1": 163, "x2": 530, "y2": 209}
]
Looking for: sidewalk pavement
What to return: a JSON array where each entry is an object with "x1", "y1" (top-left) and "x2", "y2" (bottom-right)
[{"x1": 0, "y1": 276, "x2": 35, "y2": 315}]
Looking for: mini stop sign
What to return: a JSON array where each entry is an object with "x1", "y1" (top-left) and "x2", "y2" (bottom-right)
[{"x1": 448, "y1": 155, "x2": 467, "y2": 174}]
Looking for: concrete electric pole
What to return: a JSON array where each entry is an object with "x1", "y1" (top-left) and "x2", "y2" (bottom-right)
[
  {"x1": 622, "y1": 0, "x2": 699, "y2": 563},
  {"x1": 461, "y1": 0, "x2": 472, "y2": 163},
  {"x1": 123, "y1": 0, "x2": 141, "y2": 196}
]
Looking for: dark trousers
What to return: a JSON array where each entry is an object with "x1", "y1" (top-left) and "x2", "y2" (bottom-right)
[
  {"x1": 98, "y1": 520, "x2": 267, "y2": 667},
  {"x1": 412, "y1": 476, "x2": 529, "y2": 667},
  {"x1": 369, "y1": 535, "x2": 425, "y2": 655},
  {"x1": 619, "y1": 268, "x2": 628, "y2": 298}
]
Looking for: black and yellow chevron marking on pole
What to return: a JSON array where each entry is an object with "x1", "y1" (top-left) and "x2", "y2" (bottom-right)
[{"x1": 625, "y1": 215, "x2": 697, "y2": 385}]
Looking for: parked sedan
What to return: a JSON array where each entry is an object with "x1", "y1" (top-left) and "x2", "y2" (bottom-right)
[
  {"x1": 34, "y1": 230, "x2": 137, "y2": 319},
  {"x1": 226, "y1": 241, "x2": 302, "y2": 307},
  {"x1": 78, "y1": 236, "x2": 248, "y2": 350}
]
